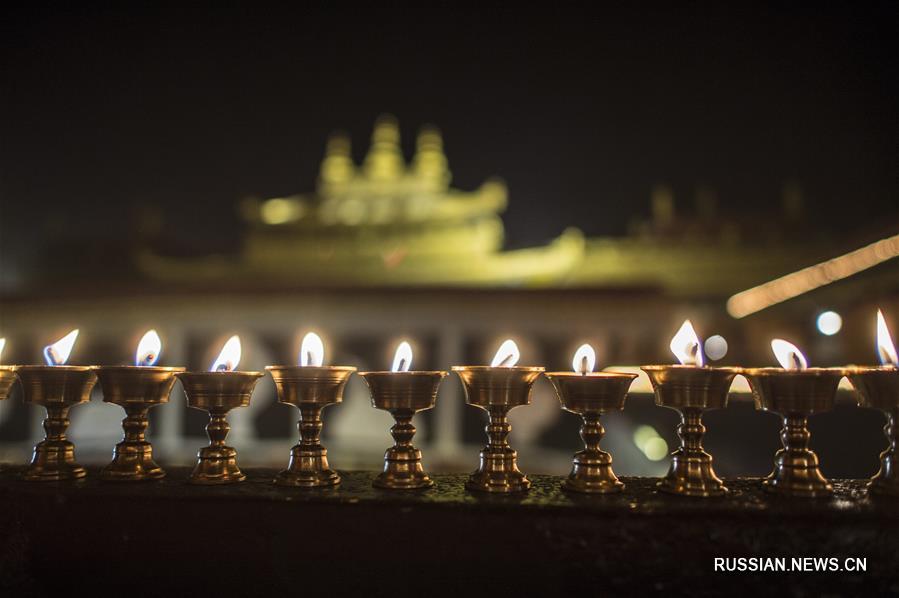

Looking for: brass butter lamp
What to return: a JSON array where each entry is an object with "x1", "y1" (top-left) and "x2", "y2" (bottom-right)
[
  {"x1": 360, "y1": 341, "x2": 447, "y2": 490},
  {"x1": 546, "y1": 343, "x2": 637, "y2": 494},
  {"x1": 176, "y1": 335, "x2": 263, "y2": 485},
  {"x1": 641, "y1": 321, "x2": 738, "y2": 497},
  {"x1": 94, "y1": 330, "x2": 184, "y2": 481},
  {"x1": 743, "y1": 339, "x2": 845, "y2": 498},
  {"x1": 18, "y1": 329, "x2": 97, "y2": 481},
  {"x1": 0, "y1": 338, "x2": 17, "y2": 402},
  {"x1": 453, "y1": 339, "x2": 544, "y2": 494},
  {"x1": 0, "y1": 339, "x2": 18, "y2": 474},
  {"x1": 845, "y1": 310, "x2": 899, "y2": 497},
  {"x1": 267, "y1": 332, "x2": 355, "y2": 488}
]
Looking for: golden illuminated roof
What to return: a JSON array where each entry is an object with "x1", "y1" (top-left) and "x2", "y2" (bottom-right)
[
  {"x1": 144, "y1": 115, "x2": 590, "y2": 286},
  {"x1": 139, "y1": 115, "x2": 892, "y2": 297},
  {"x1": 241, "y1": 114, "x2": 506, "y2": 229}
]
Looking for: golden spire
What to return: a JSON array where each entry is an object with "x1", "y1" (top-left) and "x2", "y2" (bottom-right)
[
  {"x1": 363, "y1": 114, "x2": 404, "y2": 181},
  {"x1": 318, "y1": 132, "x2": 354, "y2": 192},
  {"x1": 412, "y1": 125, "x2": 450, "y2": 190}
]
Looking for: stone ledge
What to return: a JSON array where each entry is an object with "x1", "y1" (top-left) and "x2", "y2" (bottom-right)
[{"x1": 0, "y1": 466, "x2": 895, "y2": 597}]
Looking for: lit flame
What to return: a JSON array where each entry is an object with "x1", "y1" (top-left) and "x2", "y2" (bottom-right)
[
  {"x1": 135, "y1": 329, "x2": 162, "y2": 367},
  {"x1": 670, "y1": 320, "x2": 703, "y2": 366},
  {"x1": 210, "y1": 335, "x2": 241, "y2": 372},
  {"x1": 572, "y1": 343, "x2": 596, "y2": 375},
  {"x1": 771, "y1": 339, "x2": 808, "y2": 370},
  {"x1": 877, "y1": 309, "x2": 898, "y2": 367},
  {"x1": 0, "y1": 338, "x2": 5, "y2": 364},
  {"x1": 44, "y1": 329, "x2": 79, "y2": 366},
  {"x1": 300, "y1": 332, "x2": 324, "y2": 367},
  {"x1": 391, "y1": 341, "x2": 413, "y2": 372},
  {"x1": 490, "y1": 339, "x2": 520, "y2": 368}
]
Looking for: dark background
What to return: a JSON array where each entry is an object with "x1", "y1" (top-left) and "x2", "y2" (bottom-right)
[{"x1": 1, "y1": 2, "x2": 897, "y2": 281}]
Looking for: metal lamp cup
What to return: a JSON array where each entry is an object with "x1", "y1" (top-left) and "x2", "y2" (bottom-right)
[
  {"x1": 0, "y1": 367, "x2": 16, "y2": 475},
  {"x1": 176, "y1": 370, "x2": 264, "y2": 485},
  {"x1": 742, "y1": 367, "x2": 845, "y2": 497},
  {"x1": 16, "y1": 365, "x2": 98, "y2": 481},
  {"x1": 359, "y1": 370, "x2": 447, "y2": 490},
  {"x1": 94, "y1": 366, "x2": 185, "y2": 481},
  {"x1": 845, "y1": 366, "x2": 899, "y2": 497},
  {"x1": 0, "y1": 366, "x2": 17, "y2": 401},
  {"x1": 641, "y1": 365, "x2": 739, "y2": 497},
  {"x1": 266, "y1": 365, "x2": 356, "y2": 488},
  {"x1": 452, "y1": 365, "x2": 544, "y2": 494},
  {"x1": 545, "y1": 371, "x2": 638, "y2": 494}
]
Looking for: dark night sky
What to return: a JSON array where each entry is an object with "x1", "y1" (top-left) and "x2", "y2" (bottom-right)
[{"x1": 1, "y1": 3, "x2": 897, "y2": 282}]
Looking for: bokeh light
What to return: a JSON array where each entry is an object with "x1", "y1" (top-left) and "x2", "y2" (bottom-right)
[{"x1": 816, "y1": 311, "x2": 842, "y2": 336}]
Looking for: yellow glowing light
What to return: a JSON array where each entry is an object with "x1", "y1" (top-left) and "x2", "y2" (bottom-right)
[
  {"x1": 633, "y1": 425, "x2": 656, "y2": 449},
  {"x1": 604, "y1": 366, "x2": 652, "y2": 392},
  {"x1": 44, "y1": 329, "x2": 79, "y2": 366},
  {"x1": 771, "y1": 339, "x2": 807, "y2": 370},
  {"x1": 260, "y1": 198, "x2": 303, "y2": 225},
  {"x1": 727, "y1": 234, "x2": 899, "y2": 318},
  {"x1": 643, "y1": 437, "x2": 669, "y2": 461},
  {"x1": 730, "y1": 374, "x2": 751, "y2": 394},
  {"x1": 135, "y1": 330, "x2": 162, "y2": 367},
  {"x1": 633, "y1": 425, "x2": 668, "y2": 461},
  {"x1": 300, "y1": 332, "x2": 324, "y2": 367},
  {"x1": 391, "y1": 341, "x2": 413, "y2": 372},
  {"x1": 572, "y1": 343, "x2": 596, "y2": 375},
  {"x1": 670, "y1": 320, "x2": 703, "y2": 366},
  {"x1": 0, "y1": 338, "x2": 5, "y2": 364},
  {"x1": 490, "y1": 339, "x2": 520, "y2": 367},
  {"x1": 336, "y1": 198, "x2": 366, "y2": 225},
  {"x1": 211, "y1": 335, "x2": 241, "y2": 372},
  {"x1": 877, "y1": 310, "x2": 898, "y2": 367}
]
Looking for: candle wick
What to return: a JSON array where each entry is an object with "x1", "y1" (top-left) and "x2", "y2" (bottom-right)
[
  {"x1": 43, "y1": 346, "x2": 60, "y2": 366},
  {"x1": 496, "y1": 354, "x2": 515, "y2": 367},
  {"x1": 579, "y1": 355, "x2": 589, "y2": 375},
  {"x1": 878, "y1": 346, "x2": 898, "y2": 368},
  {"x1": 305, "y1": 351, "x2": 314, "y2": 366},
  {"x1": 688, "y1": 343, "x2": 700, "y2": 365},
  {"x1": 790, "y1": 352, "x2": 803, "y2": 370},
  {"x1": 398, "y1": 357, "x2": 407, "y2": 372},
  {"x1": 215, "y1": 363, "x2": 230, "y2": 372}
]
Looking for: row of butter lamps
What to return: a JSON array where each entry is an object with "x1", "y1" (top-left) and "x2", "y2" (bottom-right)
[{"x1": 0, "y1": 312, "x2": 896, "y2": 497}]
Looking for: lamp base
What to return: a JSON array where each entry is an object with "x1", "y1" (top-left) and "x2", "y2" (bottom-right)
[
  {"x1": 763, "y1": 414, "x2": 833, "y2": 497},
  {"x1": 466, "y1": 449, "x2": 530, "y2": 494},
  {"x1": 564, "y1": 449, "x2": 623, "y2": 494},
  {"x1": 374, "y1": 446, "x2": 433, "y2": 490},
  {"x1": 23, "y1": 398, "x2": 91, "y2": 482},
  {"x1": 25, "y1": 440, "x2": 87, "y2": 481},
  {"x1": 658, "y1": 450, "x2": 728, "y2": 497},
  {"x1": 763, "y1": 450, "x2": 833, "y2": 497},
  {"x1": 274, "y1": 445, "x2": 340, "y2": 488},
  {"x1": 869, "y1": 408, "x2": 898, "y2": 497},
  {"x1": 190, "y1": 445, "x2": 246, "y2": 485},
  {"x1": 563, "y1": 413, "x2": 623, "y2": 494},
  {"x1": 100, "y1": 441, "x2": 165, "y2": 481},
  {"x1": 657, "y1": 408, "x2": 728, "y2": 497},
  {"x1": 762, "y1": 462, "x2": 833, "y2": 498}
]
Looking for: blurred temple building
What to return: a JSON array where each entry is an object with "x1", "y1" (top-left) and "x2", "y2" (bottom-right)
[{"x1": 0, "y1": 115, "x2": 897, "y2": 478}]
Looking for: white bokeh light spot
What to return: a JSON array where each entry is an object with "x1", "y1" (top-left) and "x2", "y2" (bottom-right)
[
  {"x1": 816, "y1": 311, "x2": 842, "y2": 336},
  {"x1": 704, "y1": 335, "x2": 728, "y2": 361}
]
